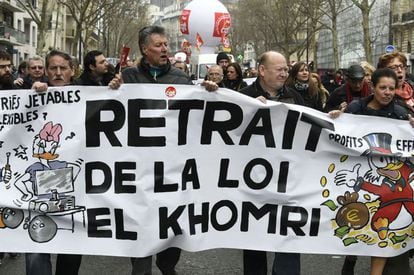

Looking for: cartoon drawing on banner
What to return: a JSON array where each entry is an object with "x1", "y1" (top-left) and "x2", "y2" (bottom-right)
[
  {"x1": 0, "y1": 152, "x2": 23, "y2": 230},
  {"x1": 321, "y1": 132, "x2": 414, "y2": 249},
  {"x1": 0, "y1": 121, "x2": 85, "y2": 243},
  {"x1": 1, "y1": 152, "x2": 12, "y2": 186}
]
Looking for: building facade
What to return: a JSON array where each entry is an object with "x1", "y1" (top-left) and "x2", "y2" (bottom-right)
[
  {"x1": 391, "y1": 0, "x2": 414, "y2": 73},
  {"x1": 0, "y1": 0, "x2": 37, "y2": 65},
  {"x1": 159, "y1": 0, "x2": 190, "y2": 54},
  {"x1": 317, "y1": 0, "x2": 390, "y2": 70}
]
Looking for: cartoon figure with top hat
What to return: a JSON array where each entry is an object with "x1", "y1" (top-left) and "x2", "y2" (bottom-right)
[{"x1": 335, "y1": 132, "x2": 414, "y2": 240}]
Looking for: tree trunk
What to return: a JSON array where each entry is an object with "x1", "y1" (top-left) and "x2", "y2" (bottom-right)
[
  {"x1": 311, "y1": 19, "x2": 318, "y2": 71},
  {"x1": 36, "y1": 28, "x2": 47, "y2": 55},
  {"x1": 73, "y1": 24, "x2": 82, "y2": 59},
  {"x1": 37, "y1": 3, "x2": 54, "y2": 55},
  {"x1": 361, "y1": 7, "x2": 372, "y2": 64},
  {"x1": 332, "y1": 14, "x2": 340, "y2": 71},
  {"x1": 313, "y1": 37, "x2": 319, "y2": 71}
]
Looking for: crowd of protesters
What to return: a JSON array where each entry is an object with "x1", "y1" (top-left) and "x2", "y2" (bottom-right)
[{"x1": 0, "y1": 24, "x2": 413, "y2": 275}]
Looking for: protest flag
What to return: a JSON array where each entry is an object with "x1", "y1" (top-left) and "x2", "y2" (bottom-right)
[
  {"x1": 119, "y1": 45, "x2": 130, "y2": 73},
  {"x1": 195, "y1": 33, "x2": 204, "y2": 52}
]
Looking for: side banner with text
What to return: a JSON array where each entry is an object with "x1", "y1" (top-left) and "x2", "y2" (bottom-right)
[{"x1": 0, "y1": 84, "x2": 413, "y2": 257}]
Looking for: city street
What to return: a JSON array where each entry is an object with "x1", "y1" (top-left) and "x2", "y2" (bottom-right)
[{"x1": 0, "y1": 249, "x2": 376, "y2": 275}]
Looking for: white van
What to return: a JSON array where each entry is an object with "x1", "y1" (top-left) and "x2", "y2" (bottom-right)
[{"x1": 189, "y1": 53, "x2": 234, "y2": 84}]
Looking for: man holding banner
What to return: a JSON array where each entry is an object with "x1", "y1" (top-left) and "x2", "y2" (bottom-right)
[
  {"x1": 240, "y1": 51, "x2": 304, "y2": 275},
  {"x1": 122, "y1": 23, "x2": 219, "y2": 275},
  {"x1": 122, "y1": 25, "x2": 192, "y2": 275},
  {"x1": 25, "y1": 50, "x2": 83, "y2": 275},
  {"x1": 0, "y1": 50, "x2": 17, "y2": 265},
  {"x1": 122, "y1": 26, "x2": 192, "y2": 85},
  {"x1": 25, "y1": 49, "x2": 121, "y2": 275}
]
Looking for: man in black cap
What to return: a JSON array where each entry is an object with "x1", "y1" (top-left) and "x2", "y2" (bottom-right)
[
  {"x1": 216, "y1": 51, "x2": 230, "y2": 78},
  {"x1": 325, "y1": 64, "x2": 371, "y2": 112}
]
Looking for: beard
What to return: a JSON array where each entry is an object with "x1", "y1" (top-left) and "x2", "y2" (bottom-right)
[{"x1": 0, "y1": 73, "x2": 13, "y2": 89}]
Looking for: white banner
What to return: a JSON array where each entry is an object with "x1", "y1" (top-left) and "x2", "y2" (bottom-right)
[{"x1": 0, "y1": 84, "x2": 413, "y2": 258}]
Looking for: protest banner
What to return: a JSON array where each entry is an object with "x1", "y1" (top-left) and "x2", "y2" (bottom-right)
[{"x1": 0, "y1": 84, "x2": 413, "y2": 257}]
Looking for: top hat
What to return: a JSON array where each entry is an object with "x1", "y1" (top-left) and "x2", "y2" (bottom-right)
[{"x1": 362, "y1": 132, "x2": 395, "y2": 156}]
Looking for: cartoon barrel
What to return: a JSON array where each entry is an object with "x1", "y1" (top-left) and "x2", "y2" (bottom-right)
[
  {"x1": 1, "y1": 207, "x2": 24, "y2": 229},
  {"x1": 28, "y1": 215, "x2": 57, "y2": 243}
]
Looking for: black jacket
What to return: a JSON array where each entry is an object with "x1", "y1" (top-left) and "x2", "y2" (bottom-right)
[
  {"x1": 325, "y1": 82, "x2": 371, "y2": 112},
  {"x1": 14, "y1": 75, "x2": 48, "y2": 89},
  {"x1": 223, "y1": 79, "x2": 248, "y2": 92},
  {"x1": 0, "y1": 80, "x2": 14, "y2": 90},
  {"x1": 240, "y1": 78, "x2": 305, "y2": 105},
  {"x1": 122, "y1": 58, "x2": 192, "y2": 85},
  {"x1": 73, "y1": 71, "x2": 114, "y2": 86},
  {"x1": 346, "y1": 95, "x2": 409, "y2": 120},
  {"x1": 290, "y1": 85, "x2": 323, "y2": 111}
]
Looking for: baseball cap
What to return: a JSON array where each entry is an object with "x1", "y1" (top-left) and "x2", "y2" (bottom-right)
[{"x1": 347, "y1": 64, "x2": 365, "y2": 80}]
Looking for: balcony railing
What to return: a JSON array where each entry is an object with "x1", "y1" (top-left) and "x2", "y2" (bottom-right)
[
  {"x1": 0, "y1": 23, "x2": 25, "y2": 44},
  {"x1": 402, "y1": 10, "x2": 414, "y2": 23},
  {"x1": 0, "y1": 0, "x2": 24, "y2": 13}
]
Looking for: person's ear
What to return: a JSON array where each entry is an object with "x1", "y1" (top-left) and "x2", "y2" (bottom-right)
[
  {"x1": 259, "y1": 64, "x2": 265, "y2": 77},
  {"x1": 142, "y1": 45, "x2": 148, "y2": 56}
]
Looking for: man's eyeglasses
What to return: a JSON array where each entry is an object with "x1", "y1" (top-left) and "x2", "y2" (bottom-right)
[
  {"x1": 267, "y1": 66, "x2": 289, "y2": 74},
  {"x1": 0, "y1": 64, "x2": 12, "y2": 69},
  {"x1": 30, "y1": 66, "x2": 44, "y2": 70},
  {"x1": 387, "y1": 64, "x2": 407, "y2": 71}
]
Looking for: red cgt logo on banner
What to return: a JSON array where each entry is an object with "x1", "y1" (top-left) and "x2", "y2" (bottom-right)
[
  {"x1": 164, "y1": 86, "x2": 177, "y2": 97},
  {"x1": 213, "y1": 12, "x2": 231, "y2": 38}
]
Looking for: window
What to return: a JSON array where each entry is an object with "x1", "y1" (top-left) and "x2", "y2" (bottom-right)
[
  {"x1": 32, "y1": 26, "x2": 36, "y2": 47},
  {"x1": 29, "y1": 0, "x2": 37, "y2": 9}
]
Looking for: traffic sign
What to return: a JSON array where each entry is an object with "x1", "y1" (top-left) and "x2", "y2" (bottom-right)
[{"x1": 385, "y1": 45, "x2": 395, "y2": 53}]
